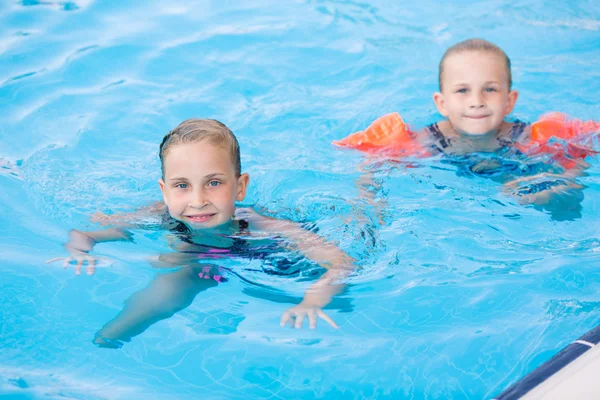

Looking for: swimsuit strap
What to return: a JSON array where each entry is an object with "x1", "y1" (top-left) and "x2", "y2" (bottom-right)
[
  {"x1": 426, "y1": 122, "x2": 451, "y2": 153},
  {"x1": 498, "y1": 120, "x2": 528, "y2": 148},
  {"x1": 509, "y1": 120, "x2": 527, "y2": 142},
  {"x1": 428, "y1": 123, "x2": 450, "y2": 148}
]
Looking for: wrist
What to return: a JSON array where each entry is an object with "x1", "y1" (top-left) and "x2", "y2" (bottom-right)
[
  {"x1": 66, "y1": 230, "x2": 96, "y2": 253},
  {"x1": 302, "y1": 287, "x2": 335, "y2": 308}
]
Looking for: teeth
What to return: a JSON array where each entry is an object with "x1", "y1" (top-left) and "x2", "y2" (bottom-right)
[{"x1": 188, "y1": 214, "x2": 213, "y2": 221}]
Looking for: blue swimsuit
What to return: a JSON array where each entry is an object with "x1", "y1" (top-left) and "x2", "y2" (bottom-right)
[
  {"x1": 425, "y1": 120, "x2": 528, "y2": 155},
  {"x1": 423, "y1": 121, "x2": 570, "y2": 194},
  {"x1": 165, "y1": 216, "x2": 318, "y2": 278}
]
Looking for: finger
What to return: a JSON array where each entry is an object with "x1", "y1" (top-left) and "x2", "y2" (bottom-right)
[
  {"x1": 46, "y1": 258, "x2": 63, "y2": 264},
  {"x1": 97, "y1": 256, "x2": 113, "y2": 265},
  {"x1": 75, "y1": 258, "x2": 83, "y2": 275},
  {"x1": 317, "y1": 309, "x2": 339, "y2": 329},
  {"x1": 86, "y1": 256, "x2": 96, "y2": 276},
  {"x1": 308, "y1": 309, "x2": 317, "y2": 329},
  {"x1": 63, "y1": 258, "x2": 72, "y2": 268},
  {"x1": 280, "y1": 311, "x2": 291, "y2": 327},
  {"x1": 294, "y1": 314, "x2": 305, "y2": 329}
]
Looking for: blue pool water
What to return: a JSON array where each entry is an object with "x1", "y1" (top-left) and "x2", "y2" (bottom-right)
[{"x1": 1, "y1": 1, "x2": 600, "y2": 399}]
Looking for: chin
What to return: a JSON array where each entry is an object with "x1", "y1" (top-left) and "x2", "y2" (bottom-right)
[{"x1": 459, "y1": 122, "x2": 499, "y2": 136}]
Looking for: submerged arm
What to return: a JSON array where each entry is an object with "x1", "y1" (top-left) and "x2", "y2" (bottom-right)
[
  {"x1": 503, "y1": 160, "x2": 589, "y2": 220},
  {"x1": 94, "y1": 263, "x2": 219, "y2": 348},
  {"x1": 235, "y1": 208, "x2": 356, "y2": 329}
]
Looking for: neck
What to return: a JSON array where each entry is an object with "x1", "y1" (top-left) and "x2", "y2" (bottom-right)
[
  {"x1": 452, "y1": 125, "x2": 502, "y2": 151},
  {"x1": 186, "y1": 219, "x2": 239, "y2": 235}
]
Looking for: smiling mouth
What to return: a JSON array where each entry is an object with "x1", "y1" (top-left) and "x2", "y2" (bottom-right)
[
  {"x1": 465, "y1": 115, "x2": 490, "y2": 120},
  {"x1": 185, "y1": 214, "x2": 216, "y2": 223}
]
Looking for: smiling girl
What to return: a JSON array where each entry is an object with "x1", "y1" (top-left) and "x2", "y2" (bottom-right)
[{"x1": 50, "y1": 119, "x2": 356, "y2": 344}]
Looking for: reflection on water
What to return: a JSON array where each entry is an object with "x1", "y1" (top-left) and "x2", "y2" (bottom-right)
[{"x1": 1, "y1": 0, "x2": 600, "y2": 398}]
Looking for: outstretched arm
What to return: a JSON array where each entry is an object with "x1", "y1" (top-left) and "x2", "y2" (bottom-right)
[
  {"x1": 94, "y1": 263, "x2": 219, "y2": 348},
  {"x1": 235, "y1": 208, "x2": 356, "y2": 329},
  {"x1": 91, "y1": 201, "x2": 166, "y2": 227},
  {"x1": 48, "y1": 202, "x2": 168, "y2": 275}
]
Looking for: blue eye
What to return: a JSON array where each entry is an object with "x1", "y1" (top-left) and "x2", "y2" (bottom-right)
[
  {"x1": 457, "y1": 88, "x2": 468, "y2": 94},
  {"x1": 484, "y1": 87, "x2": 497, "y2": 92},
  {"x1": 208, "y1": 180, "x2": 221, "y2": 187},
  {"x1": 175, "y1": 183, "x2": 188, "y2": 189}
]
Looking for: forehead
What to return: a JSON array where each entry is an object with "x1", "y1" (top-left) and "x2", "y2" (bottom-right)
[
  {"x1": 442, "y1": 51, "x2": 509, "y2": 83},
  {"x1": 162, "y1": 140, "x2": 235, "y2": 176}
]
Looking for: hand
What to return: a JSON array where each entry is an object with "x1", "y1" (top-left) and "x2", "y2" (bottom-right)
[
  {"x1": 46, "y1": 253, "x2": 98, "y2": 276},
  {"x1": 280, "y1": 301, "x2": 339, "y2": 329},
  {"x1": 46, "y1": 230, "x2": 101, "y2": 275}
]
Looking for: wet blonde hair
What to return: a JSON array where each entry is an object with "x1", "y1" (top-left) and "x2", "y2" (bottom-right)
[
  {"x1": 159, "y1": 118, "x2": 241, "y2": 178},
  {"x1": 439, "y1": 38, "x2": 512, "y2": 91}
]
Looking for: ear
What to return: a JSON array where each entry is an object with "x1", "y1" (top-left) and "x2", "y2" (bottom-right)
[
  {"x1": 505, "y1": 90, "x2": 519, "y2": 115},
  {"x1": 433, "y1": 92, "x2": 448, "y2": 117},
  {"x1": 158, "y1": 179, "x2": 168, "y2": 206},
  {"x1": 236, "y1": 173, "x2": 250, "y2": 201}
]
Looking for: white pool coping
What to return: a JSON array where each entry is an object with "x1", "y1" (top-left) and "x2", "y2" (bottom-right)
[
  {"x1": 521, "y1": 342, "x2": 600, "y2": 399},
  {"x1": 494, "y1": 324, "x2": 600, "y2": 399}
]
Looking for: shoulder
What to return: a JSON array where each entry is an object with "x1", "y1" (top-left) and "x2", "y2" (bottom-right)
[
  {"x1": 418, "y1": 120, "x2": 456, "y2": 151},
  {"x1": 500, "y1": 120, "x2": 531, "y2": 144},
  {"x1": 434, "y1": 120, "x2": 457, "y2": 136}
]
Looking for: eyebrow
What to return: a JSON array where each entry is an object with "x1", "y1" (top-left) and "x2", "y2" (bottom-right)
[{"x1": 168, "y1": 173, "x2": 227, "y2": 181}]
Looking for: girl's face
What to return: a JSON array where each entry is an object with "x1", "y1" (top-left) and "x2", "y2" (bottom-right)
[
  {"x1": 433, "y1": 51, "x2": 518, "y2": 136},
  {"x1": 159, "y1": 140, "x2": 249, "y2": 230}
]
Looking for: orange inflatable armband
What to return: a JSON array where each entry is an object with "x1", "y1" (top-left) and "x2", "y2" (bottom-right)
[
  {"x1": 531, "y1": 112, "x2": 600, "y2": 143},
  {"x1": 332, "y1": 112, "x2": 426, "y2": 156},
  {"x1": 334, "y1": 112, "x2": 599, "y2": 167},
  {"x1": 524, "y1": 112, "x2": 600, "y2": 169}
]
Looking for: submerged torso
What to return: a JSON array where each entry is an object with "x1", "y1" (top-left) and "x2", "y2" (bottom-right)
[
  {"x1": 421, "y1": 120, "x2": 564, "y2": 181},
  {"x1": 163, "y1": 216, "x2": 321, "y2": 277}
]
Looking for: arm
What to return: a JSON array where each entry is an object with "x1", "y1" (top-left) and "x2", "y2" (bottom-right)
[
  {"x1": 502, "y1": 161, "x2": 588, "y2": 221},
  {"x1": 66, "y1": 228, "x2": 133, "y2": 252},
  {"x1": 503, "y1": 154, "x2": 588, "y2": 203},
  {"x1": 49, "y1": 202, "x2": 168, "y2": 274},
  {"x1": 91, "y1": 201, "x2": 166, "y2": 227},
  {"x1": 235, "y1": 208, "x2": 356, "y2": 329},
  {"x1": 500, "y1": 120, "x2": 589, "y2": 207},
  {"x1": 94, "y1": 263, "x2": 219, "y2": 348}
]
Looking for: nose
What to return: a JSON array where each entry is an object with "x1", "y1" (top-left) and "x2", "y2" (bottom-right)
[
  {"x1": 469, "y1": 92, "x2": 485, "y2": 109},
  {"x1": 189, "y1": 187, "x2": 209, "y2": 208}
]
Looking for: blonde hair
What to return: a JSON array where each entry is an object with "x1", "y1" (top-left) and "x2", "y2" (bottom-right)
[
  {"x1": 159, "y1": 118, "x2": 241, "y2": 177},
  {"x1": 439, "y1": 38, "x2": 512, "y2": 91}
]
